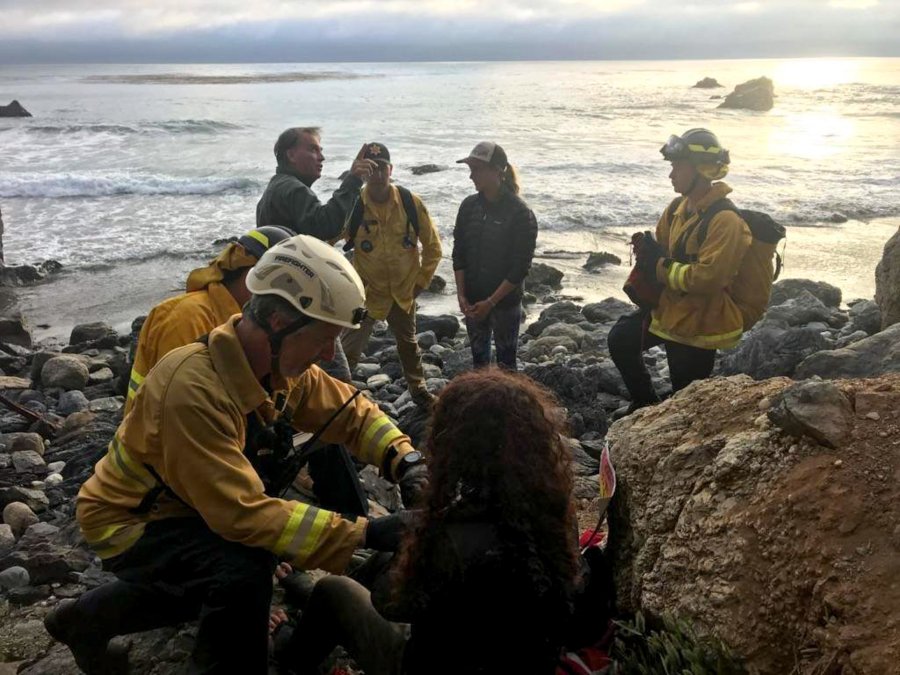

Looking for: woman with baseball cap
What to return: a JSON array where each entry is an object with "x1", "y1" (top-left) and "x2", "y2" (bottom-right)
[{"x1": 451, "y1": 142, "x2": 538, "y2": 370}]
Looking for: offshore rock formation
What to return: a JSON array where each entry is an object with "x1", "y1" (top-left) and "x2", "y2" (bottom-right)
[
  {"x1": 718, "y1": 77, "x2": 775, "y2": 111},
  {"x1": 0, "y1": 101, "x2": 32, "y2": 118}
]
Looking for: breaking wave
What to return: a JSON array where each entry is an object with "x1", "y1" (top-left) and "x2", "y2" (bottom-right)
[{"x1": 0, "y1": 172, "x2": 258, "y2": 198}]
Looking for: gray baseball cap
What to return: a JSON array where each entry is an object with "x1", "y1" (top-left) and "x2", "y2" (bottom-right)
[{"x1": 456, "y1": 141, "x2": 508, "y2": 169}]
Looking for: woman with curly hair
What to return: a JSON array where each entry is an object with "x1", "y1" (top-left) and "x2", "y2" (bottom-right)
[{"x1": 276, "y1": 369, "x2": 580, "y2": 675}]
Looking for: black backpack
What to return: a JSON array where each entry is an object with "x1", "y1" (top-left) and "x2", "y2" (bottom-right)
[{"x1": 343, "y1": 185, "x2": 420, "y2": 252}]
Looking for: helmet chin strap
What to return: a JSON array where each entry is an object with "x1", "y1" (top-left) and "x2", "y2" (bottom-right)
[{"x1": 266, "y1": 316, "x2": 312, "y2": 381}]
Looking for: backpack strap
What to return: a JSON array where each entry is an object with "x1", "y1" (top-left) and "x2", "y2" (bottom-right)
[
  {"x1": 342, "y1": 186, "x2": 420, "y2": 252},
  {"x1": 672, "y1": 198, "x2": 737, "y2": 263}
]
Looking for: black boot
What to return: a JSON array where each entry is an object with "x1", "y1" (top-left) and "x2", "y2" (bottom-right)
[{"x1": 44, "y1": 598, "x2": 130, "y2": 674}]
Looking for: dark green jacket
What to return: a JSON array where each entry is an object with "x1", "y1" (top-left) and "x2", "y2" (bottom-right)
[{"x1": 256, "y1": 165, "x2": 363, "y2": 240}]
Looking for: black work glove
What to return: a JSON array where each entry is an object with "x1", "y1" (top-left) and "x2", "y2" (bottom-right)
[
  {"x1": 635, "y1": 231, "x2": 665, "y2": 278},
  {"x1": 398, "y1": 463, "x2": 429, "y2": 508},
  {"x1": 364, "y1": 511, "x2": 422, "y2": 552}
]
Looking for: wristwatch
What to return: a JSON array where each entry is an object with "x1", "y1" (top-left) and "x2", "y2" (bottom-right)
[
  {"x1": 397, "y1": 451, "x2": 425, "y2": 478},
  {"x1": 382, "y1": 447, "x2": 425, "y2": 482}
]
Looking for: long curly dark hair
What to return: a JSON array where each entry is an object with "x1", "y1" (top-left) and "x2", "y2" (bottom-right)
[{"x1": 394, "y1": 368, "x2": 579, "y2": 611}]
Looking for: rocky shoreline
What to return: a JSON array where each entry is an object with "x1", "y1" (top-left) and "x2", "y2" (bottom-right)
[{"x1": 1, "y1": 225, "x2": 899, "y2": 673}]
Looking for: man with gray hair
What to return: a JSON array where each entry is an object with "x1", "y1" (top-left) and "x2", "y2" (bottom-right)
[{"x1": 256, "y1": 127, "x2": 376, "y2": 240}]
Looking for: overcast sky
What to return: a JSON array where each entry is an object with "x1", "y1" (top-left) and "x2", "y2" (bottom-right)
[{"x1": 1, "y1": 0, "x2": 898, "y2": 63}]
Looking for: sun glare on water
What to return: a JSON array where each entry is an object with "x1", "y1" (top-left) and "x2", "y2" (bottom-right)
[{"x1": 772, "y1": 58, "x2": 862, "y2": 89}]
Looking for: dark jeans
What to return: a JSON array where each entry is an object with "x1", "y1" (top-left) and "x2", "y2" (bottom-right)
[
  {"x1": 68, "y1": 518, "x2": 276, "y2": 674},
  {"x1": 608, "y1": 309, "x2": 716, "y2": 405},
  {"x1": 465, "y1": 301, "x2": 522, "y2": 370}
]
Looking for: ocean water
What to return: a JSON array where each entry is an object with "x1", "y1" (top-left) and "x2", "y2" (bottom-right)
[{"x1": 1, "y1": 58, "x2": 898, "y2": 339}]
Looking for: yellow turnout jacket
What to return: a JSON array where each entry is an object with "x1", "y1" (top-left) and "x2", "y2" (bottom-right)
[
  {"x1": 79, "y1": 317, "x2": 415, "y2": 573},
  {"x1": 651, "y1": 182, "x2": 752, "y2": 350}
]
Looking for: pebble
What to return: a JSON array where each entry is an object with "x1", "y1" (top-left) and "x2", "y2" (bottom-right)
[
  {"x1": 865, "y1": 411, "x2": 881, "y2": 421},
  {"x1": 833, "y1": 459, "x2": 843, "y2": 468}
]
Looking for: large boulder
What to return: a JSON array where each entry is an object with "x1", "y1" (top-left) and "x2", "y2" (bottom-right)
[
  {"x1": 763, "y1": 291, "x2": 846, "y2": 328},
  {"x1": 606, "y1": 374, "x2": 900, "y2": 674},
  {"x1": 0, "y1": 315, "x2": 33, "y2": 349},
  {"x1": 767, "y1": 380, "x2": 853, "y2": 448},
  {"x1": 769, "y1": 278, "x2": 842, "y2": 308},
  {"x1": 581, "y1": 297, "x2": 634, "y2": 324},
  {"x1": 415, "y1": 314, "x2": 459, "y2": 341},
  {"x1": 875, "y1": 227, "x2": 900, "y2": 329},
  {"x1": 716, "y1": 324, "x2": 830, "y2": 379},
  {"x1": 583, "y1": 251, "x2": 621, "y2": 271},
  {"x1": 69, "y1": 321, "x2": 118, "y2": 347},
  {"x1": 794, "y1": 322, "x2": 900, "y2": 379},
  {"x1": 524, "y1": 262, "x2": 564, "y2": 291},
  {"x1": 717, "y1": 76, "x2": 774, "y2": 111},
  {"x1": 847, "y1": 299, "x2": 882, "y2": 335},
  {"x1": 40, "y1": 355, "x2": 90, "y2": 391},
  {"x1": 0, "y1": 100, "x2": 32, "y2": 117}
]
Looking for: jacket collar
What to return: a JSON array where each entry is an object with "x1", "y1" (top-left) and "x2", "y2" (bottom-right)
[
  {"x1": 206, "y1": 316, "x2": 270, "y2": 415},
  {"x1": 276, "y1": 163, "x2": 314, "y2": 188},
  {"x1": 361, "y1": 184, "x2": 400, "y2": 211},
  {"x1": 695, "y1": 182, "x2": 733, "y2": 213}
]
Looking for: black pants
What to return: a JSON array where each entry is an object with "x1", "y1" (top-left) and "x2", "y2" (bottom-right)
[
  {"x1": 608, "y1": 309, "x2": 717, "y2": 405},
  {"x1": 70, "y1": 518, "x2": 276, "y2": 674}
]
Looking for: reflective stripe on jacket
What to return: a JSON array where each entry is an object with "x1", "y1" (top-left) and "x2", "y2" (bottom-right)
[
  {"x1": 125, "y1": 282, "x2": 240, "y2": 415},
  {"x1": 347, "y1": 185, "x2": 442, "y2": 320},
  {"x1": 650, "y1": 182, "x2": 752, "y2": 350},
  {"x1": 79, "y1": 316, "x2": 415, "y2": 573}
]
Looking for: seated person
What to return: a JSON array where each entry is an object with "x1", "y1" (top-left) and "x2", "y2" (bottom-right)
[{"x1": 275, "y1": 368, "x2": 580, "y2": 675}]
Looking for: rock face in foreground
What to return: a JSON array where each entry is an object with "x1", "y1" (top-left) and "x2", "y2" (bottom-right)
[
  {"x1": 0, "y1": 100, "x2": 32, "y2": 117},
  {"x1": 875, "y1": 227, "x2": 900, "y2": 329},
  {"x1": 606, "y1": 374, "x2": 900, "y2": 674},
  {"x1": 718, "y1": 76, "x2": 774, "y2": 111}
]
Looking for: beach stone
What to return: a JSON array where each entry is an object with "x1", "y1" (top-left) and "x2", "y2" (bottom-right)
[
  {"x1": 11, "y1": 450, "x2": 47, "y2": 474},
  {"x1": 47, "y1": 460, "x2": 65, "y2": 474},
  {"x1": 57, "y1": 389, "x2": 90, "y2": 416},
  {"x1": 524, "y1": 262, "x2": 564, "y2": 290},
  {"x1": 416, "y1": 330, "x2": 437, "y2": 350},
  {"x1": 0, "y1": 315, "x2": 33, "y2": 349},
  {"x1": 692, "y1": 77, "x2": 722, "y2": 88},
  {"x1": 69, "y1": 321, "x2": 117, "y2": 346},
  {"x1": 527, "y1": 301, "x2": 583, "y2": 337},
  {"x1": 0, "y1": 486, "x2": 49, "y2": 513},
  {"x1": 44, "y1": 473, "x2": 63, "y2": 486},
  {"x1": 764, "y1": 291, "x2": 845, "y2": 328},
  {"x1": 583, "y1": 251, "x2": 622, "y2": 271},
  {"x1": 768, "y1": 380, "x2": 853, "y2": 448},
  {"x1": 769, "y1": 278, "x2": 842, "y2": 308},
  {"x1": 717, "y1": 324, "x2": 830, "y2": 379},
  {"x1": 88, "y1": 396, "x2": 124, "y2": 413},
  {"x1": 0, "y1": 100, "x2": 32, "y2": 117},
  {"x1": 718, "y1": 76, "x2": 774, "y2": 111},
  {"x1": 0, "y1": 375, "x2": 32, "y2": 391},
  {"x1": 875, "y1": 227, "x2": 900, "y2": 329},
  {"x1": 41, "y1": 355, "x2": 90, "y2": 391},
  {"x1": 410, "y1": 163, "x2": 445, "y2": 175},
  {"x1": 415, "y1": 314, "x2": 459, "y2": 341},
  {"x1": 0, "y1": 618, "x2": 56, "y2": 663},
  {"x1": 582, "y1": 297, "x2": 634, "y2": 324},
  {"x1": 0, "y1": 524, "x2": 14, "y2": 556},
  {"x1": 8, "y1": 432, "x2": 45, "y2": 456},
  {"x1": 2, "y1": 502, "x2": 39, "y2": 539},
  {"x1": 0, "y1": 566, "x2": 30, "y2": 589},
  {"x1": 847, "y1": 300, "x2": 882, "y2": 335},
  {"x1": 88, "y1": 367, "x2": 115, "y2": 384},
  {"x1": 835, "y1": 330, "x2": 868, "y2": 349},
  {"x1": 794, "y1": 322, "x2": 900, "y2": 380},
  {"x1": 541, "y1": 323, "x2": 587, "y2": 348},
  {"x1": 426, "y1": 274, "x2": 447, "y2": 293},
  {"x1": 522, "y1": 335, "x2": 578, "y2": 361},
  {"x1": 366, "y1": 374, "x2": 391, "y2": 390}
]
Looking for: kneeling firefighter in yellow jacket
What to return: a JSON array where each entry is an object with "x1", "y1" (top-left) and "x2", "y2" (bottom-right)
[
  {"x1": 46, "y1": 235, "x2": 427, "y2": 675},
  {"x1": 609, "y1": 128, "x2": 753, "y2": 416}
]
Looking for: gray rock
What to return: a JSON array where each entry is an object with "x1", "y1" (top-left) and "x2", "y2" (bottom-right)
[
  {"x1": 0, "y1": 618, "x2": 57, "y2": 664},
  {"x1": 0, "y1": 522, "x2": 14, "y2": 555},
  {"x1": 409, "y1": 163, "x2": 445, "y2": 176},
  {"x1": 47, "y1": 460, "x2": 65, "y2": 474},
  {"x1": 540, "y1": 323, "x2": 587, "y2": 347},
  {"x1": 0, "y1": 99, "x2": 32, "y2": 117},
  {"x1": 353, "y1": 363, "x2": 381, "y2": 380},
  {"x1": 583, "y1": 251, "x2": 622, "y2": 271},
  {"x1": 416, "y1": 330, "x2": 437, "y2": 350},
  {"x1": 0, "y1": 565, "x2": 30, "y2": 589},
  {"x1": 0, "y1": 314, "x2": 33, "y2": 348},
  {"x1": 415, "y1": 314, "x2": 460, "y2": 341},
  {"x1": 581, "y1": 297, "x2": 634, "y2": 324},
  {"x1": 526, "y1": 301, "x2": 583, "y2": 337},
  {"x1": 718, "y1": 76, "x2": 774, "y2": 111},
  {"x1": 875, "y1": 227, "x2": 900, "y2": 329},
  {"x1": 0, "y1": 452, "x2": 9, "y2": 468},
  {"x1": 8, "y1": 432, "x2": 45, "y2": 456},
  {"x1": 366, "y1": 374, "x2": 392, "y2": 390},
  {"x1": 717, "y1": 324, "x2": 831, "y2": 379},
  {"x1": 769, "y1": 278, "x2": 842, "y2": 308},
  {"x1": 2, "y1": 502, "x2": 39, "y2": 540},
  {"x1": 88, "y1": 396, "x2": 124, "y2": 412},
  {"x1": 693, "y1": 77, "x2": 723, "y2": 88},
  {"x1": 41, "y1": 355, "x2": 90, "y2": 391},
  {"x1": 57, "y1": 389, "x2": 90, "y2": 416},
  {"x1": 794, "y1": 322, "x2": 900, "y2": 380},
  {"x1": 69, "y1": 321, "x2": 117, "y2": 346},
  {"x1": 847, "y1": 299, "x2": 882, "y2": 335},
  {"x1": 764, "y1": 291, "x2": 845, "y2": 328},
  {"x1": 0, "y1": 486, "x2": 49, "y2": 513},
  {"x1": 768, "y1": 380, "x2": 853, "y2": 448},
  {"x1": 524, "y1": 262, "x2": 564, "y2": 291},
  {"x1": 12, "y1": 450, "x2": 47, "y2": 474},
  {"x1": 422, "y1": 363, "x2": 442, "y2": 379},
  {"x1": 88, "y1": 366, "x2": 115, "y2": 384},
  {"x1": 835, "y1": 330, "x2": 868, "y2": 348},
  {"x1": 522, "y1": 335, "x2": 579, "y2": 361}
]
